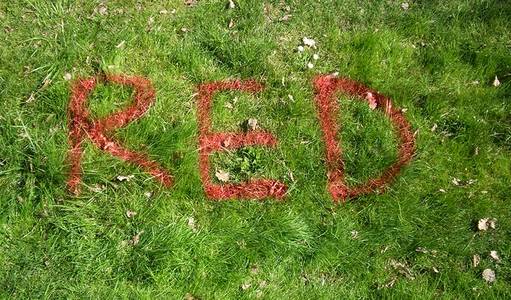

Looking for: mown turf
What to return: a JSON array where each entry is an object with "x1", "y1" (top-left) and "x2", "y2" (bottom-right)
[{"x1": 1, "y1": 0, "x2": 511, "y2": 298}]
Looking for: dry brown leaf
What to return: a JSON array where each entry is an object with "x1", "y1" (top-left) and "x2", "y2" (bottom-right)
[
  {"x1": 482, "y1": 268, "x2": 495, "y2": 283},
  {"x1": 390, "y1": 260, "x2": 414, "y2": 280},
  {"x1": 215, "y1": 170, "x2": 230, "y2": 182},
  {"x1": 129, "y1": 230, "x2": 144, "y2": 246}
]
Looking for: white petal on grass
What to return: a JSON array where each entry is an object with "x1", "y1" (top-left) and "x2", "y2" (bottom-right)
[
  {"x1": 247, "y1": 118, "x2": 258, "y2": 130},
  {"x1": 126, "y1": 210, "x2": 137, "y2": 218},
  {"x1": 401, "y1": 2, "x2": 409, "y2": 10},
  {"x1": 116, "y1": 40, "x2": 125, "y2": 49},
  {"x1": 313, "y1": 53, "x2": 319, "y2": 60},
  {"x1": 490, "y1": 251, "x2": 501, "y2": 263},
  {"x1": 478, "y1": 218, "x2": 497, "y2": 231},
  {"x1": 307, "y1": 62, "x2": 314, "y2": 69},
  {"x1": 302, "y1": 37, "x2": 316, "y2": 48},
  {"x1": 473, "y1": 254, "x2": 480, "y2": 267},
  {"x1": 63, "y1": 73, "x2": 72, "y2": 81},
  {"x1": 117, "y1": 175, "x2": 134, "y2": 182},
  {"x1": 129, "y1": 230, "x2": 144, "y2": 246},
  {"x1": 187, "y1": 217, "x2": 197, "y2": 232},
  {"x1": 297, "y1": 45, "x2": 304, "y2": 52},
  {"x1": 482, "y1": 269, "x2": 495, "y2": 283},
  {"x1": 228, "y1": 0, "x2": 235, "y2": 9},
  {"x1": 493, "y1": 76, "x2": 500, "y2": 87},
  {"x1": 215, "y1": 170, "x2": 230, "y2": 182}
]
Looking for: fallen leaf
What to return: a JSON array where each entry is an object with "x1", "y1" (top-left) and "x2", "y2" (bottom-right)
[
  {"x1": 482, "y1": 268, "x2": 495, "y2": 283},
  {"x1": 215, "y1": 170, "x2": 230, "y2": 182},
  {"x1": 95, "y1": 3, "x2": 108, "y2": 15},
  {"x1": 489, "y1": 251, "x2": 501, "y2": 263},
  {"x1": 366, "y1": 92, "x2": 377, "y2": 110},
  {"x1": 488, "y1": 218, "x2": 497, "y2": 229},
  {"x1": 478, "y1": 218, "x2": 488, "y2": 231},
  {"x1": 117, "y1": 175, "x2": 134, "y2": 182},
  {"x1": 302, "y1": 37, "x2": 316, "y2": 48},
  {"x1": 416, "y1": 247, "x2": 429, "y2": 254},
  {"x1": 247, "y1": 118, "x2": 258, "y2": 130},
  {"x1": 250, "y1": 264, "x2": 259, "y2": 274},
  {"x1": 129, "y1": 230, "x2": 144, "y2": 246},
  {"x1": 187, "y1": 216, "x2": 197, "y2": 232},
  {"x1": 147, "y1": 16, "x2": 155, "y2": 26},
  {"x1": 473, "y1": 254, "x2": 481, "y2": 267},
  {"x1": 280, "y1": 14, "x2": 292, "y2": 21},
  {"x1": 493, "y1": 76, "x2": 500, "y2": 87},
  {"x1": 478, "y1": 218, "x2": 496, "y2": 231},
  {"x1": 126, "y1": 210, "x2": 137, "y2": 218},
  {"x1": 241, "y1": 282, "x2": 251, "y2": 290},
  {"x1": 116, "y1": 40, "x2": 126, "y2": 49},
  {"x1": 390, "y1": 260, "x2": 414, "y2": 280},
  {"x1": 184, "y1": 293, "x2": 198, "y2": 300},
  {"x1": 26, "y1": 92, "x2": 35, "y2": 103}
]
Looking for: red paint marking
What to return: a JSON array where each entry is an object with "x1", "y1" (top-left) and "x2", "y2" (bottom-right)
[
  {"x1": 197, "y1": 80, "x2": 287, "y2": 200},
  {"x1": 313, "y1": 75, "x2": 415, "y2": 203},
  {"x1": 67, "y1": 74, "x2": 173, "y2": 194}
]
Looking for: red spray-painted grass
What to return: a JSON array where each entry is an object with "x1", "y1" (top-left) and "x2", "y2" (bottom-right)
[
  {"x1": 197, "y1": 80, "x2": 287, "y2": 200},
  {"x1": 67, "y1": 74, "x2": 173, "y2": 195},
  {"x1": 313, "y1": 75, "x2": 415, "y2": 203}
]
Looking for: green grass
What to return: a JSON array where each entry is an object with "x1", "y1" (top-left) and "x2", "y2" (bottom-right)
[{"x1": 1, "y1": 0, "x2": 511, "y2": 298}]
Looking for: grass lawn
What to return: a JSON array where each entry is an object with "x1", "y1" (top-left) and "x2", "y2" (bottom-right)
[{"x1": 1, "y1": 0, "x2": 511, "y2": 298}]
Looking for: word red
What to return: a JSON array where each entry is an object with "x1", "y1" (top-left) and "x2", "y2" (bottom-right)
[
  {"x1": 313, "y1": 75, "x2": 414, "y2": 202},
  {"x1": 67, "y1": 74, "x2": 415, "y2": 202},
  {"x1": 67, "y1": 75, "x2": 172, "y2": 195}
]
